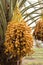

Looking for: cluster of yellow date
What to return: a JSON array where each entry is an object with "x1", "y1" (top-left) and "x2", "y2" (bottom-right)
[
  {"x1": 33, "y1": 19, "x2": 43, "y2": 41},
  {"x1": 4, "y1": 21, "x2": 33, "y2": 59}
]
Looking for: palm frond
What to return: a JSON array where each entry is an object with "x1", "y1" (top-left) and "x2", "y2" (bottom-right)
[
  {"x1": 13, "y1": 0, "x2": 17, "y2": 9},
  {"x1": 0, "y1": 1, "x2": 7, "y2": 33},
  {"x1": 8, "y1": 0, "x2": 17, "y2": 21},
  {"x1": 0, "y1": 24, "x2": 4, "y2": 45},
  {"x1": 22, "y1": 2, "x2": 35, "y2": 25},
  {"x1": 28, "y1": 18, "x2": 40, "y2": 26},
  {"x1": 23, "y1": 7, "x2": 43, "y2": 19},
  {"x1": 21, "y1": 1, "x2": 43, "y2": 14},
  {"x1": 0, "y1": 0, "x2": 6, "y2": 14},
  {"x1": 27, "y1": 0, "x2": 36, "y2": 9},
  {"x1": 26, "y1": 14, "x2": 43, "y2": 22},
  {"x1": 19, "y1": 0, "x2": 27, "y2": 8}
]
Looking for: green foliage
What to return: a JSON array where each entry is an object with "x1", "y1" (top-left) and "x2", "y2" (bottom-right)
[{"x1": 0, "y1": 0, "x2": 7, "y2": 44}]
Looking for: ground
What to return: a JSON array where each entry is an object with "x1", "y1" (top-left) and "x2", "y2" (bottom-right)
[{"x1": 22, "y1": 48, "x2": 43, "y2": 65}]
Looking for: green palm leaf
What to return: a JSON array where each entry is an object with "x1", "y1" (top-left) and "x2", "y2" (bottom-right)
[
  {"x1": 0, "y1": 0, "x2": 7, "y2": 44},
  {"x1": 19, "y1": 0, "x2": 27, "y2": 8},
  {"x1": 0, "y1": 0, "x2": 6, "y2": 14},
  {"x1": 23, "y1": 7, "x2": 43, "y2": 19},
  {"x1": 0, "y1": 24, "x2": 4, "y2": 45},
  {"x1": 21, "y1": 1, "x2": 42, "y2": 14},
  {"x1": 0, "y1": 1, "x2": 7, "y2": 33}
]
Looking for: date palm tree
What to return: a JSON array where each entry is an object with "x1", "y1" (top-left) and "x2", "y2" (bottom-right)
[{"x1": 0, "y1": 0, "x2": 43, "y2": 65}]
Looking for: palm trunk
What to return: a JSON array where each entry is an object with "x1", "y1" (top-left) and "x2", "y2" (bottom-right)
[{"x1": 14, "y1": 60, "x2": 21, "y2": 65}]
